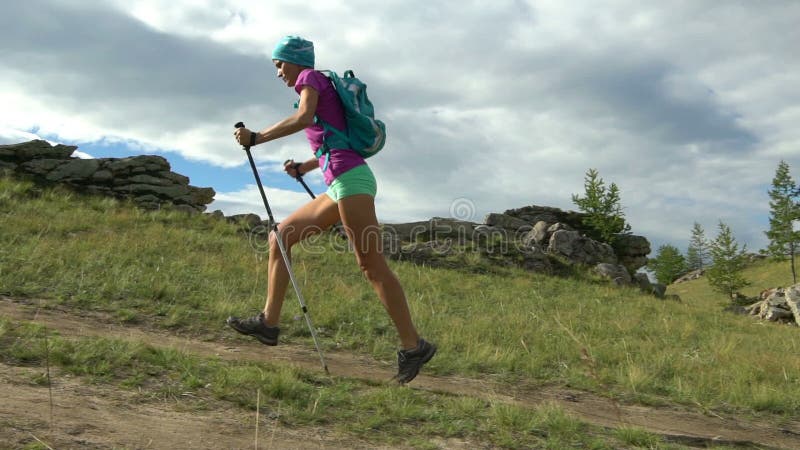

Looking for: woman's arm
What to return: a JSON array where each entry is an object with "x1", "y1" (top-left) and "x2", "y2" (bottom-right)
[
  {"x1": 235, "y1": 86, "x2": 319, "y2": 147},
  {"x1": 257, "y1": 86, "x2": 319, "y2": 144}
]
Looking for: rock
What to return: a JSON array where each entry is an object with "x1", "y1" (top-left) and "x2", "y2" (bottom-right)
[
  {"x1": 45, "y1": 159, "x2": 100, "y2": 182},
  {"x1": 0, "y1": 140, "x2": 76, "y2": 161},
  {"x1": 91, "y1": 169, "x2": 114, "y2": 183},
  {"x1": 673, "y1": 269, "x2": 705, "y2": 284},
  {"x1": 106, "y1": 155, "x2": 169, "y2": 176},
  {"x1": 744, "y1": 284, "x2": 800, "y2": 326},
  {"x1": 785, "y1": 285, "x2": 800, "y2": 325},
  {"x1": 134, "y1": 194, "x2": 162, "y2": 204},
  {"x1": 383, "y1": 221, "x2": 434, "y2": 242},
  {"x1": 594, "y1": 263, "x2": 631, "y2": 285},
  {"x1": 484, "y1": 213, "x2": 530, "y2": 231},
  {"x1": 383, "y1": 218, "x2": 477, "y2": 243},
  {"x1": 227, "y1": 213, "x2": 263, "y2": 230},
  {"x1": 611, "y1": 234, "x2": 651, "y2": 273},
  {"x1": 523, "y1": 221, "x2": 551, "y2": 247},
  {"x1": 159, "y1": 171, "x2": 190, "y2": 185},
  {"x1": 207, "y1": 210, "x2": 226, "y2": 220},
  {"x1": 520, "y1": 243, "x2": 552, "y2": 273},
  {"x1": 114, "y1": 183, "x2": 190, "y2": 199},
  {"x1": 20, "y1": 159, "x2": 67, "y2": 176},
  {"x1": 124, "y1": 174, "x2": 176, "y2": 186},
  {"x1": 632, "y1": 272, "x2": 651, "y2": 290},
  {"x1": 3, "y1": 140, "x2": 215, "y2": 212},
  {"x1": 398, "y1": 241, "x2": 459, "y2": 264},
  {"x1": 503, "y1": 205, "x2": 587, "y2": 231},
  {"x1": 175, "y1": 187, "x2": 215, "y2": 210},
  {"x1": 548, "y1": 230, "x2": 617, "y2": 266},
  {"x1": 0, "y1": 161, "x2": 17, "y2": 172}
]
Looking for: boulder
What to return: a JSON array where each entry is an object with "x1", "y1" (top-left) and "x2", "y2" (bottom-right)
[
  {"x1": 503, "y1": 205, "x2": 587, "y2": 231},
  {"x1": 594, "y1": 263, "x2": 631, "y2": 285},
  {"x1": 106, "y1": 155, "x2": 169, "y2": 176},
  {"x1": 484, "y1": 213, "x2": 530, "y2": 231},
  {"x1": 0, "y1": 140, "x2": 76, "y2": 161},
  {"x1": 227, "y1": 213, "x2": 263, "y2": 230},
  {"x1": 548, "y1": 230, "x2": 617, "y2": 266},
  {"x1": 45, "y1": 159, "x2": 100, "y2": 182},
  {"x1": 383, "y1": 218, "x2": 477, "y2": 243},
  {"x1": 20, "y1": 159, "x2": 67, "y2": 176},
  {"x1": 611, "y1": 234, "x2": 651, "y2": 273},
  {"x1": 744, "y1": 284, "x2": 800, "y2": 326},
  {"x1": 523, "y1": 221, "x2": 551, "y2": 247},
  {"x1": 673, "y1": 269, "x2": 705, "y2": 284},
  {"x1": 520, "y1": 243, "x2": 552, "y2": 273}
]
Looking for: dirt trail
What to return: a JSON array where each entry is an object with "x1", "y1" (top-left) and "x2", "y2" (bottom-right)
[{"x1": 2, "y1": 297, "x2": 800, "y2": 449}]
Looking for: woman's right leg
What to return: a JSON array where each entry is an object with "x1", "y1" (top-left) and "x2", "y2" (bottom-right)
[{"x1": 263, "y1": 193, "x2": 340, "y2": 326}]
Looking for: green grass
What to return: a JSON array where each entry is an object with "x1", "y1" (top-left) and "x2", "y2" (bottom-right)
[
  {"x1": 1, "y1": 317, "x2": 649, "y2": 449},
  {"x1": 2, "y1": 176, "x2": 799, "y2": 446}
]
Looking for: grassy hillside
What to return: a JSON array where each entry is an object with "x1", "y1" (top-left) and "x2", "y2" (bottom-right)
[
  {"x1": 669, "y1": 258, "x2": 797, "y2": 304},
  {"x1": 2, "y1": 175, "x2": 799, "y2": 448}
]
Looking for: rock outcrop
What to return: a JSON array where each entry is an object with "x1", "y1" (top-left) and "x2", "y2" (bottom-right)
[
  {"x1": 744, "y1": 285, "x2": 800, "y2": 326},
  {"x1": 381, "y1": 206, "x2": 658, "y2": 296},
  {"x1": 1, "y1": 140, "x2": 215, "y2": 213}
]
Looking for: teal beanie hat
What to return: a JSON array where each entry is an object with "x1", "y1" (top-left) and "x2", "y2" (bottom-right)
[{"x1": 271, "y1": 36, "x2": 315, "y2": 68}]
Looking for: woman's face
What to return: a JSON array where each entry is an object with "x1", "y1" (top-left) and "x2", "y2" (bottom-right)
[{"x1": 274, "y1": 60, "x2": 303, "y2": 87}]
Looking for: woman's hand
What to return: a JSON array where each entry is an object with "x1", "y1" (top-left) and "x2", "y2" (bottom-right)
[
  {"x1": 233, "y1": 127, "x2": 257, "y2": 147},
  {"x1": 284, "y1": 159, "x2": 302, "y2": 178}
]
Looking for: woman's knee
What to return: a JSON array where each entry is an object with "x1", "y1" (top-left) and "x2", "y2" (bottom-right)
[
  {"x1": 271, "y1": 221, "x2": 310, "y2": 247},
  {"x1": 269, "y1": 226, "x2": 295, "y2": 253},
  {"x1": 357, "y1": 255, "x2": 393, "y2": 284}
]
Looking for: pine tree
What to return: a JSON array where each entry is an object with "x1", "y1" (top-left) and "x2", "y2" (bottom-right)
[
  {"x1": 571, "y1": 168, "x2": 632, "y2": 244},
  {"x1": 648, "y1": 244, "x2": 688, "y2": 284},
  {"x1": 686, "y1": 222, "x2": 708, "y2": 270},
  {"x1": 706, "y1": 221, "x2": 750, "y2": 297},
  {"x1": 764, "y1": 160, "x2": 800, "y2": 283}
]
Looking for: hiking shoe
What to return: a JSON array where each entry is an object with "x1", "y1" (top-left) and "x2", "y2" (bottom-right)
[
  {"x1": 226, "y1": 312, "x2": 280, "y2": 346},
  {"x1": 396, "y1": 339, "x2": 437, "y2": 384}
]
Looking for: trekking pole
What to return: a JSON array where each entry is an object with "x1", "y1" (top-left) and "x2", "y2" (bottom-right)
[
  {"x1": 284, "y1": 159, "x2": 349, "y2": 241},
  {"x1": 235, "y1": 122, "x2": 329, "y2": 374},
  {"x1": 284, "y1": 159, "x2": 316, "y2": 199}
]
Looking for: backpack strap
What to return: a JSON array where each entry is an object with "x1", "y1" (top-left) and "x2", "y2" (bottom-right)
[
  {"x1": 313, "y1": 116, "x2": 351, "y2": 172},
  {"x1": 294, "y1": 101, "x2": 347, "y2": 172}
]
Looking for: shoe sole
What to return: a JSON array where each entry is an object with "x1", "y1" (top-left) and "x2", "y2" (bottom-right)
[
  {"x1": 226, "y1": 318, "x2": 278, "y2": 346},
  {"x1": 397, "y1": 343, "x2": 437, "y2": 384}
]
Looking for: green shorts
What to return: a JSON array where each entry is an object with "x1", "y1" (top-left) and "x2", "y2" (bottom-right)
[{"x1": 326, "y1": 164, "x2": 377, "y2": 202}]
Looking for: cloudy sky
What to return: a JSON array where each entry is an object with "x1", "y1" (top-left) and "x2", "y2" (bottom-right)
[{"x1": 2, "y1": 0, "x2": 798, "y2": 252}]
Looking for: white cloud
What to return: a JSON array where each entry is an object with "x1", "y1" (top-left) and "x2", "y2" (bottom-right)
[
  {"x1": 210, "y1": 184, "x2": 312, "y2": 221},
  {"x1": 2, "y1": 0, "x2": 799, "y2": 253}
]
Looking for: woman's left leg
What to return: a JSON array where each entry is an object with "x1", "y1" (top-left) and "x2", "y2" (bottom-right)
[{"x1": 337, "y1": 194, "x2": 419, "y2": 350}]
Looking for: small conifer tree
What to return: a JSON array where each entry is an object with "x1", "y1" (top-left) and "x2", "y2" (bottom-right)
[
  {"x1": 707, "y1": 221, "x2": 750, "y2": 297},
  {"x1": 648, "y1": 244, "x2": 688, "y2": 284},
  {"x1": 571, "y1": 168, "x2": 631, "y2": 244}
]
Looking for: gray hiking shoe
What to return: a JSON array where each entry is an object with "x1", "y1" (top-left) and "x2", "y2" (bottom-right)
[
  {"x1": 226, "y1": 312, "x2": 280, "y2": 346},
  {"x1": 396, "y1": 338, "x2": 437, "y2": 384}
]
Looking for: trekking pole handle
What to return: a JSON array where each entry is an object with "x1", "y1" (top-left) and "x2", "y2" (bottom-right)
[
  {"x1": 284, "y1": 159, "x2": 316, "y2": 199},
  {"x1": 284, "y1": 159, "x2": 303, "y2": 178},
  {"x1": 234, "y1": 121, "x2": 249, "y2": 148}
]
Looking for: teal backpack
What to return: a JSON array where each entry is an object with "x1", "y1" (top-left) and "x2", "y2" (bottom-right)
[{"x1": 305, "y1": 70, "x2": 387, "y2": 171}]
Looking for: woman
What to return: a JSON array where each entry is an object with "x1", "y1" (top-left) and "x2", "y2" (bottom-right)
[{"x1": 228, "y1": 36, "x2": 436, "y2": 384}]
